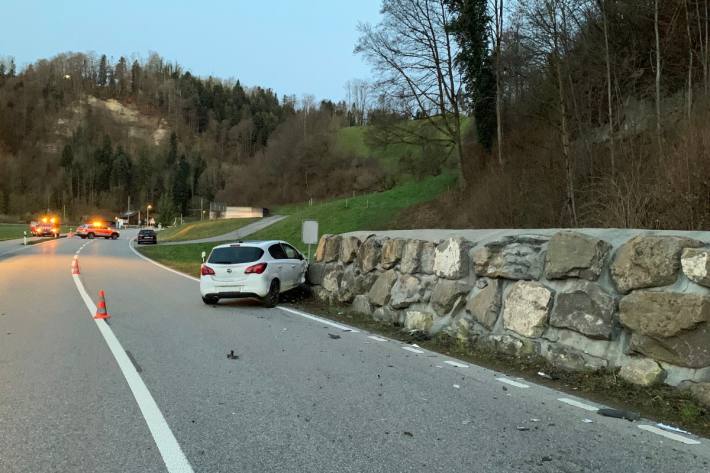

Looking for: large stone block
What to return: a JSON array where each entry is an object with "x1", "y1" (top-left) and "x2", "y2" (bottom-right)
[
  {"x1": 420, "y1": 242, "x2": 436, "y2": 274},
  {"x1": 431, "y1": 279, "x2": 472, "y2": 315},
  {"x1": 354, "y1": 271, "x2": 378, "y2": 294},
  {"x1": 550, "y1": 281, "x2": 616, "y2": 340},
  {"x1": 321, "y1": 265, "x2": 343, "y2": 293},
  {"x1": 472, "y1": 235, "x2": 547, "y2": 280},
  {"x1": 390, "y1": 274, "x2": 424, "y2": 309},
  {"x1": 400, "y1": 240, "x2": 423, "y2": 274},
  {"x1": 404, "y1": 310, "x2": 434, "y2": 332},
  {"x1": 381, "y1": 238, "x2": 407, "y2": 269},
  {"x1": 337, "y1": 266, "x2": 358, "y2": 303},
  {"x1": 339, "y1": 236, "x2": 361, "y2": 264},
  {"x1": 465, "y1": 279, "x2": 501, "y2": 329},
  {"x1": 544, "y1": 231, "x2": 611, "y2": 281},
  {"x1": 689, "y1": 382, "x2": 710, "y2": 408},
  {"x1": 619, "y1": 358, "x2": 666, "y2": 386},
  {"x1": 314, "y1": 234, "x2": 331, "y2": 262},
  {"x1": 610, "y1": 235, "x2": 703, "y2": 293},
  {"x1": 619, "y1": 291, "x2": 710, "y2": 338},
  {"x1": 356, "y1": 237, "x2": 382, "y2": 273},
  {"x1": 542, "y1": 345, "x2": 607, "y2": 371},
  {"x1": 433, "y1": 237, "x2": 470, "y2": 279},
  {"x1": 502, "y1": 281, "x2": 553, "y2": 338},
  {"x1": 368, "y1": 270, "x2": 398, "y2": 307},
  {"x1": 352, "y1": 294, "x2": 372, "y2": 315},
  {"x1": 682, "y1": 248, "x2": 710, "y2": 287},
  {"x1": 630, "y1": 327, "x2": 710, "y2": 369}
]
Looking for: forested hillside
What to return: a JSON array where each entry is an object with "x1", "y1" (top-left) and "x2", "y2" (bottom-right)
[
  {"x1": 357, "y1": 0, "x2": 710, "y2": 230},
  {"x1": 0, "y1": 53, "x2": 401, "y2": 222}
]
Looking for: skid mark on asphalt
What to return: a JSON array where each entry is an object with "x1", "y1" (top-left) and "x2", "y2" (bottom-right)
[{"x1": 72, "y1": 246, "x2": 195, "y2": 473}]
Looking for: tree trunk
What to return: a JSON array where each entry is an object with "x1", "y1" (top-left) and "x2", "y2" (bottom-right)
[
  {"x1": 495, "y1": 0, "x2": 504, "y2": 167},
  {"x1": 654, "y1": 0, "x2": 663, "y2": 157},
  {"x1": 686, "y1": 0, "x2": 694, "y2": 120},
  {"x1": 600, "y1": 0, "x2": 615, "y2": 180}
]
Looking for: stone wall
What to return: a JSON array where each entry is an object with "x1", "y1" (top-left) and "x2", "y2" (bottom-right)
[{"x1": 307, "y1": 229, "x2": 710, "y2": 389}]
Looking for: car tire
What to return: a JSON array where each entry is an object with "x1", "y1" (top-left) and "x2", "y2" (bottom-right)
[
  {"x1": 261, "y1": 279, "x2": 280, "y2": 308},
  {"x1": 202, "y1": 295, "x2": 219, "y2": 305},
  {"x1": 111, "y1": 233, "x2": 118, "y2": 240},
  {"x1": 87, "y1": 233, "x2": 95, "y2": 239}
]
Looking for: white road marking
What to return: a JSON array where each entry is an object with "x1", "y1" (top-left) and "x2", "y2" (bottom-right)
[
  {"x1": 638, "y1": 425, "x2": 701, "y2": 445},
  {"x1": 558, "y1": 397, "x2": 599, "y2": 412},
  {"x1": 127, "y1": 238, "x2": 199, "y2": 282},
  {"x1": 71, "y1": 255, "x2": 195, "y2": 473},
  {"x1": 444, "y1": 360, "x2": 469, "y2": 368},
  {"x1": 278, "y1": 306, "x2": 360, "y2": 333},
  {"x1": 368, "y1": 335, "x2": 387, "y2": 342},
  {"x1": 402, "y1": 346, "x2": 424, "y2": 354},
  {"x1": 497, "y1": 377, "x2": 530, "y2": 389}
]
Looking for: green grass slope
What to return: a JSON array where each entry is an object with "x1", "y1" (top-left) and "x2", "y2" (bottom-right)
[
  {"x1": 158, "y1": 218, "x2": 258, "y2": 242},
  {"x1": 139, "y1": 174, "x2": 456, "y2": 275}
]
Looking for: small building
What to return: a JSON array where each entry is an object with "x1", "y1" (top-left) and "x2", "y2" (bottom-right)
[{"x1": 209, "y1": 204, "x2": 269, "y2": 219}]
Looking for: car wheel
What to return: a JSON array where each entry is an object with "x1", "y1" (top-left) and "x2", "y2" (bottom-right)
[
  {"x1": 87, "y1": 233, "x2": 95, "y2": 239},
  {"x1": 111, "y1": 233, "x2": 118, "y2": 240},
  {"x1": 261, "y1": 279, "x2": 280, "y2": 308},
  {"x1": 202, "y1": 295, "x2": 219, "y2": 305}
]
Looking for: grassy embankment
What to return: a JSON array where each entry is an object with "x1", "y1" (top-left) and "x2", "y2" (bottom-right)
[
  {"x1": 157, "y1": 218, "x2": 258, "y2": 242},
  {"x1": 138, "y1": 173, "x2": 456, "y2": 277},
  {"x1": 0, "y1": 224, "x2": 71, "y2": 241}
]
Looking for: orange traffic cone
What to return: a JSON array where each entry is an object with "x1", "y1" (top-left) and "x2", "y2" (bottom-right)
[
  {"x1": 71, "y1": 258, "x2": 80, "y2": 275},
  {"x1": 94, "y1": 290, "x2": 110, "y2": 319}
]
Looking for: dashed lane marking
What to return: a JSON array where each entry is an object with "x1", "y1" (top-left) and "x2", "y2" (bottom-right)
[
  {"x1": 444, "y1": 360, "x2": 469, "y2": 368},
  {"x1": 638, "y1": 425, "x2": 701, "y2": 445},
  {"x1": 497, "y1": 378, "x2": 530, "y2": 389},
  {"x1": 558, "y1": 397, "x2": 599, "y2": 412},
  {"x1": 402, "y1": 346, "x2": 424, "y2": 354},
  {"x1": 368, "y1": 335, "x2": 387, "y2": 342},
  {"x1": 278, "y1": 306, "x2": 360, "y2": 333},
  {"x1": 71, "y1": 251, "x2": 195, "y2": 473}
]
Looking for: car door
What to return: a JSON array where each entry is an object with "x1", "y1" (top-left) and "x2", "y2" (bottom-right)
[
  {"x1": 267, "y1": 244, "x2": 289, "y2": 288},
  {"x1": 281, "y1": 243, "x2": 307, "y2": 288}
]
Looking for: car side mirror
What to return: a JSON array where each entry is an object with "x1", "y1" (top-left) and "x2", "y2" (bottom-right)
[{"x1": 201, "y1": 251, "x2": 206, "y2": 263}]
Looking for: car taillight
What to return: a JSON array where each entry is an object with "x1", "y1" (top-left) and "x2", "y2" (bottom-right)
[
  {"x1": 245, "y1": 262, "x2": 267, "y2": 274},
  {"x1": 200, "y1": 264, "x2": 215, "y2": 276}
]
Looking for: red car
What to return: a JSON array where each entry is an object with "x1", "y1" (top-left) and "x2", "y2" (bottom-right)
[{"x1": 76, "y1": 222, "x2": 120, "y2": 240}]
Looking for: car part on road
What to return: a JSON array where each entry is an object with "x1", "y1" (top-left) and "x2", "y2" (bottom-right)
[{"x1": 597, "y1": 408, "x2": 641, "y2": 421}]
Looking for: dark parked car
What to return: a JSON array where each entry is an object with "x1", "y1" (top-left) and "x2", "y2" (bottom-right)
[{"x1": 136, "y1": 229, "x2": 157, "y2": 244}]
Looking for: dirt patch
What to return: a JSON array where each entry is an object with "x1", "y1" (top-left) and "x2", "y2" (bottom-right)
[{"x1": 290, "y1": 298, "x2": 710, "y2": 438}]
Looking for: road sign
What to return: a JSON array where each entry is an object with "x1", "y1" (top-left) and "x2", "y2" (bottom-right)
[
  {"x1": 302, "y1": 220, "x2": 318, "y2": 244},
  {"x1": 302, "y1": 220, "x2": 318, "y2": 261}
]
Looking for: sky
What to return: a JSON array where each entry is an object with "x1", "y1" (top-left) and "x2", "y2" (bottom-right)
[{"x1": 0, "y1": 0, "x2": 382, "y2": 101}]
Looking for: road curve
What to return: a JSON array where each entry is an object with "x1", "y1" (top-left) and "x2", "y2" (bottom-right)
[
  {"x1": 160, "y1": 215, "x2": 286, "y2": 246},
  {"x1": 1, "y1": 230, "x2": 709, "y2": 472}
]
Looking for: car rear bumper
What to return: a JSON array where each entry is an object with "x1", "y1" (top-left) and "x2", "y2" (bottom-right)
[{"x1": 200, "y1": 276, "x2": 270, "y2": 298}]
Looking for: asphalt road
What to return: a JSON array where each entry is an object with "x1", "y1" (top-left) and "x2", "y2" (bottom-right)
[
  {"x1": 1, "y1": 230, "x2": 710, "y2": 473},
  {"x1": 160, "y1": 215, "x2": 286, "y2": 246}
]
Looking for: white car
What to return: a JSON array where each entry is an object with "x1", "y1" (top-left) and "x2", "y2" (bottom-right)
[{"x1": 200, "y1": 240, "x2": 308, "y2": 307}]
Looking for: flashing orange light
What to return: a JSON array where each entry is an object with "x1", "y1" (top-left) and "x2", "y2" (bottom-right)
[
  {"x1": 41, "y1": 217, "x2": 48, "y2": 223},
  {"x1": 50, "y1": 217, "x2": 56, "y2": 224},
  {"x1": 93, "y1": 221, "x2": 103, "y2": 228}
]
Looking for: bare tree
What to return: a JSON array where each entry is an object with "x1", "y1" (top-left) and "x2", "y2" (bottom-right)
[
  {"x1": 493, "y1": 0, "x2": 504, "y2": 166},
  {"x1": 598, "y1": 0, "x2": 615, "y2": 179},
  {"x1": 654, "y1": 0, "x2": 663, "y2": 156},
  {"x1": 356, "y1": 0, "x2": 466, "y2": 187}
]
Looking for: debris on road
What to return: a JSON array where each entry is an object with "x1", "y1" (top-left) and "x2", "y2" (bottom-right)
[
  {"x1": 402, "y1": 431, "x2": 414, "y2": 437},
  {"x1": 453, "y1": 384, "x2": 460, "y2": 389},
  {"x1": 582, "y1": 419, "x2": 594, "y2": 423},
  {"x1": 328, "y1": 333, "x2": 341, "y2": 339},
  {"x1": 227, "y1": 350, "x2": 239, "y2": 360},
  {"x1": 541, "y1": 456, "x2": 553, "y2": 462},
  {"x1": 530, "y1": 418, "x2": 540, "y2": 422},
  {"x1": 516, "y1": 426, "x2": 530, "y2": 431},
  {"x1": 537, "y1": 371, "x2": 558, "y2": 380},
  {"x1": 597, "y1": 408, "x2": 640, "y2": 421}
]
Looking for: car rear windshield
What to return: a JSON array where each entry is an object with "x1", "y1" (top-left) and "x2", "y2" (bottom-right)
[
  {"x1": 139, "y1": 230, "x2": 155, "y2": 235},
  {"x1": 208, "y1": 246, "x2": 264, "y2": 264}
]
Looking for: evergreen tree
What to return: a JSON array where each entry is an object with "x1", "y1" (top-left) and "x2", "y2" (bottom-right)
[
  {"x1": 446, "y1": 0, "x2": 497, "y2": 152},
  {"x1": 166, "y1": 132, "x2": 178, "y2": 166},
  {"x1": 131, "y1": 60, "x2": 141, "y2": 95},
  {"x1": 98, "y1": 54, "x2": 108, "y2": 87},
  {"x1": 157, "y1": 192, "x2": 177, "y2": 225},
  {"x1": 172, "y1": 155, "x2": 191, "y2": 214}
]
